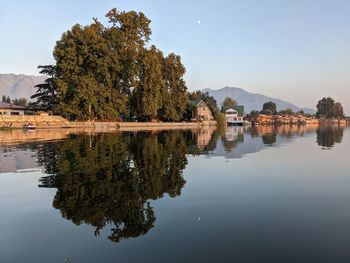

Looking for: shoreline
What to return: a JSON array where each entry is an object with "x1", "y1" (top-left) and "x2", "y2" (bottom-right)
[
  {"x1": 0, "y1": 114, "x2": 348, "y2": 130},
  {"x1": 0, "y1": 115, "x2": 217, "y2": 130}
]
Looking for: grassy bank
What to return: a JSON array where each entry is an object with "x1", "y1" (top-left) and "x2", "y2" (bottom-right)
[{"x1": 0, "y1": 127, "x2": 21, "y2": 131}]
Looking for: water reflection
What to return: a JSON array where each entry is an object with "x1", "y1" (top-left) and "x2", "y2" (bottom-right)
[
  {"x1": 0, "y1": 124, "x2": 347, "y2": 244},
  {"x1": 37, "y1": 132, "x2": 189, "y2": 242},
  {"x1": 316, "y1": 125, "x2": 344, "y2": 149}
]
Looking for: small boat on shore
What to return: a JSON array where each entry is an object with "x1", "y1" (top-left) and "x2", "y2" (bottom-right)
[{"x1": 23, "y1": 123, "x2": 36, "y2": 130}]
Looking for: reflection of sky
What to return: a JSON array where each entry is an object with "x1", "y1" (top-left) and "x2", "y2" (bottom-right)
[{"x1": 0, "y1": 149, "x2": 38, "y2": 173}]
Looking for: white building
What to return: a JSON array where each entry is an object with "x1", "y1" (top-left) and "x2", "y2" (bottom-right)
[{"x1": 225, "y1": 108, "x2": 244, "y2": 125}]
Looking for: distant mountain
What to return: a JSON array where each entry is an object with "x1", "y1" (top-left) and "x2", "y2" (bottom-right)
[
  {"x1": 202, "y1": 87, "x2": 316, "y2": 114},
  {"x1": 0, "y1": 74, "x2": 46, "y2": 100},
  {"x1": 0, "y1": 75, "x2": 317, "y2": 114}
]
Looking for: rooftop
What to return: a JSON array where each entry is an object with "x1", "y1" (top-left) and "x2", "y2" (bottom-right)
[
  {"x1": 0, "y1": 102, "x2": 27, "y2": 110},
  {"x1": 189, "y1": 100, "x2": 203, "y2": 107}
]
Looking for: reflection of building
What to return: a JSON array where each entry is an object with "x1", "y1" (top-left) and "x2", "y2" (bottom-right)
[
  {"x1": 225, "y1": 108, "x2": 244, "y2": 125},
  {"x1": 0, "y1": 102, "x2": 26, "y2": 115},
  {"x1": 210, "y1": 124, "x2": 322, "y2": 159},
  {"x1": 189, "y1": 100, "x2": 213, "y2": 121},
  {"x1": 196, "y1": 126, "x2": 216, "y2": 149},
  {"x1": 225, "y1": 126, "x2": 243, "y2": 141}
]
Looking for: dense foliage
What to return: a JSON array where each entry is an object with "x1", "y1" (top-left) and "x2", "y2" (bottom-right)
[
  {"x1": 222, "y1": 97, "x2": 238, "y2": 111},
  {"x1": 34, "y1": 8, "x2": 188, "y2": 121},
  {"x1": 316, "y1": 97, "x2": 345, "y2": 119},
  {"x1": 30, "y1": 65, "x2": 57, "y2": 110},
  {"x1": 1, "y1": 95, "x2": 28, "y2": 106},
  {"x1": 260, "y1": 101, "x2": 277, "y2": 115}
]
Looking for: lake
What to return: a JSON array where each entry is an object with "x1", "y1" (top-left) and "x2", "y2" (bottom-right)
[{"x1": 0, "y1": 125, "x2": 349, "y2": 262}]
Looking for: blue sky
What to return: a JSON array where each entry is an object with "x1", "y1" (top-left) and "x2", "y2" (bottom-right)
[{"x1": 1, "y1": 0, "x2": 349, "y2": 113}]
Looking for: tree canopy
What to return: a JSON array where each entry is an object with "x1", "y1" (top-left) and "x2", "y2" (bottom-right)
[
  {"x1": 30, "y1": 65, "x2": 57, "y2": 110},
  {"x1": 33, "y1": 8, "x2": 188, "y2": 121},
  {"x1": 1, "y1": 95, "x2": 28, "y2": 106},
  {"x1": 278, "y1": 108, "x2": 294, "y2": 116},
  {"x1": 222, "y1": 97, "x2": 238, "y2": 111},
  {"x1": 316, "y1": 97, "x2": 344, "y2": 119},
  {"x1": 260, "y1": 101, "x2": 277, "y2": 115}
]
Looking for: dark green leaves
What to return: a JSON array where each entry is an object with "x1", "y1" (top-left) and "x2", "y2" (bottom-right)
[{"x1": 33, "y1": 8, "x2": 188, "y2": 121}]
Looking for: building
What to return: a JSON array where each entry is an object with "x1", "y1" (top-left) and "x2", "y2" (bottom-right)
[
  {"x1": 0, "y1": 102, "x2": 26, "y2": 115},
  {"x1": 225, "y1": 108, "x2": 244, "y2": 125},
  {"x1": 222, "y1": 104, "x2": 245, "y2": 116},
  {"x1": 189, "y1": 100, "x2": 213, "y2": 121}
]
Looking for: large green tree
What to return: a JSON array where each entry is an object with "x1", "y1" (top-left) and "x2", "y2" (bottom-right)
[
  {"x1": 260, "y1": 101, "x2": 277, "y2": 115},
  {"x1": 54, "y1": 21, "x2": 123, "y2": 120},
  {"x1": 159, "y1": 53, "x2": 189, "y2": 121},
  {"x1": 316, "y1": 97, "x2": 344, "y2": 119},
  {"x1": 334, "y1": 102, "x2": 345, "y2": 119},
  {"x1": 133, "y1": 46, "x2": 164, "y2": 120},
  {"x1": 32, "y1": 8, "x2": 188, "y2": 121},
  {"x1": 31, "y1": 65, "x2": 58, "y2": 110}
]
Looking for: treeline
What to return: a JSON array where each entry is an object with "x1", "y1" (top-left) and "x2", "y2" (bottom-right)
[
  {"x1": 245, "y1": 98, "x2": 345, "y2": 119},
  {"x1": 33, "y1": 8, "x2": 189, "y2": 122},
  {"x1": 1, "y1": 95, "x2": 28, "y2": 106}
]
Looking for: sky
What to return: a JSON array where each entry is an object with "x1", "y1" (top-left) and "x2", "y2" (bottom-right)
[{"x1": 1, "y1": 0, "x2": 349, "y2": 113}]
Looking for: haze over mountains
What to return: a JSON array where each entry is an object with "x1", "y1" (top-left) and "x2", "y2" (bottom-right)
[
  {"x1": 203, "y1": 87, "x2": 316, "y2": 114},
  {"x1": 0, "y1": 74, "x2": 316, "y2": 114},
  {"x1": 0, "y1": 74, "x2": 46, "y2": 101}
]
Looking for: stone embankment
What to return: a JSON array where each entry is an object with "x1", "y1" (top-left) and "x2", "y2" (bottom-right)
[
  {"x1": 0, "y1": 115, "x2": 70, "y2": 128},
  {"x1": 0, "y1": 115, "x2": 217, "y2": 130}
]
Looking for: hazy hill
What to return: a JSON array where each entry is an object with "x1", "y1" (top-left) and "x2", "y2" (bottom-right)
[
  {"x1": 203, "y1": 87, "x2": 316, "y2": 114},
  {"x1": 0, "y1": 74, "x2": 316, "y2": 114},
  {"x1": 0, "y1": 74, "x2": 46, "y2": 100}
]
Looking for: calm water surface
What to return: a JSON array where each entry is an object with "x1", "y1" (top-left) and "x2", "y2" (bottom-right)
[{"x1": 0, "y1": 125, "x2": 349, "y2": 262}]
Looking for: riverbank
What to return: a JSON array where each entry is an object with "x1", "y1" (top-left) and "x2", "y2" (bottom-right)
[
  {"x1": 246, "y1": 114, "x2": 349, "y2": 126},
  {"x1": 0, "y1": 115, "x2": 217, "y2": 130}
]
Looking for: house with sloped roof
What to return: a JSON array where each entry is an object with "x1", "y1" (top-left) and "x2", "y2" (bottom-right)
[
  {"x1": 189, "y1": 100, "x2": 213, "y2": 121},
  {"x1": 0, "y1": 102, "x2": 26, "y2": 115}
]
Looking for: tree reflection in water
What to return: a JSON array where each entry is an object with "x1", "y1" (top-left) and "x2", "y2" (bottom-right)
[
  {"x1": 38, "y1": 131, "x2": 191, "y2": 243},
  {"x1": 316, "y1": 125, "x2": 344, "y2": 149},
  {"x1": 32, "y1": 124, "x2": 345, "y2": 243}
]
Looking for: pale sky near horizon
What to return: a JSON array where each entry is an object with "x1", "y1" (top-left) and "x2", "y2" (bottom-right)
[{"x1": 1, "y1": 0, "x2": 349, "y2": 113}]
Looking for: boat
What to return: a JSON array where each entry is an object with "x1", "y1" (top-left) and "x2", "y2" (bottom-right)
[{"x1": 23, "y1": 123, "x2": 36, "y2": 130}]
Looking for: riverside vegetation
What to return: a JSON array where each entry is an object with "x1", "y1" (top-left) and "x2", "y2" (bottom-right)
[
  {"x1": 30, "y1": 8, "x2": 224, "y2": 125},
  {"x1": 29, "y1": 7, "x2": 346, "y2": 126}
]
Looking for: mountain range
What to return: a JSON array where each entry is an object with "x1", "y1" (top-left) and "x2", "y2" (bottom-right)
[
  {"x1": 0, "y1": 74, "x2": 46, "y2": 101},
  {"x1": 203, "y1": 87, "x2": 316, "y2": 114},
  {"x1": 0, "y1": 74, "x2": 316, "y2": 114}
]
